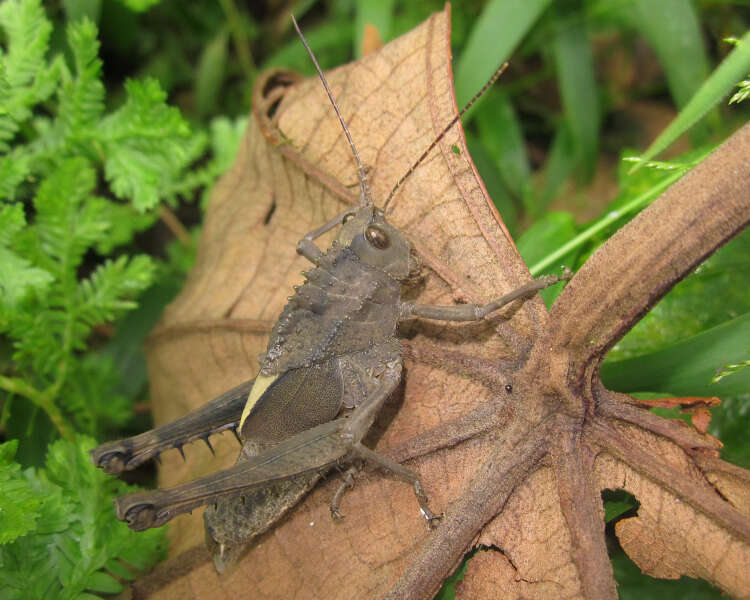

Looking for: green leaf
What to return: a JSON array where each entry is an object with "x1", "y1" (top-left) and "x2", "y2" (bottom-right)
[
  {"x1": 608, "y1": 227, "x2": 750, "y2": 359},
  {"x1": 455, "y1": 0, "x2": 553, "y2": 109},
  {"x1": 0, "y1": 203, "x2": 26, "y2": 247},
  {"x1": 32, "y1": 158, "x2": 108, "y2": 274},
  {"x1": 0, "y1": 0, "x2": 59, "y2": 152},
  {"x1": 57, "y1": 18, "x2": 105, "y2": 138},
  {"x1": 0, "y1": 204, "x2": 53, "y2": 310},
  {"x1": 263, "y1": 21, "x2": 353, "y2": 74},
  {"x1": 100, "y1": 78, "x2": 193, "y2": 210},
  {"x1": 466, "y1": 134, "x2": 519, "y2": 237},
  {"x1": 92, "y1": 202, "x2": 157, "y2": 255},
  {"x1": 195, "y1": 29, "x2": 228, "y2": 118},
  {"x1": 354, "y1": 0, "x2": 395, "y2": 56},
  {"x1": 632, "y1": 0, "x2": 709, "y2": 110},
  {"x1": 0, "y1": 439, "x2": 19, "y2": 463},
  {"x1": 601, "y1": 313, "x2": 750, "y2": 397},
  {"x1": 536, "y1": 122, "x2": 576, "y2": 212},
  {"x1": 103, "y1": 558, "x2": 134, "y2": 580},
  {"x1": 179, "y1": 116, "x2": 247, "y2": 209},
  {"x1": 0, "y1": 148, "x2": 33, "y2": 200},
  {"x1": 115, "y1": 0, "x2": 162, "y2": 12},
  {"x1": 64, "y1": 353, "x2": 133, "y2": 433},
  {"x1": 730, "y1": 78, "x2": 750, "y2": 104},
  {"x1": 635, "y1": 30, "x2": 750, "y2": 166},
  {"x1": 553, "y1": 1, "x2": 599, "y2": 182},
  {"x1": 530, "y1": 154, "x2": 693, "y2": 276},
  {"x1": 709, "y1": 396, "x2": 750, "y2": 470},
  {"x1": 0, "y1": 0, "x2": 51, "y2": 89},
  {"x1": 62, "y1": 0, "x2": 102, "y2": 24},
  {"x1": 713, "y1": 359, "x2": 750, "y2": 384},
  {"x1": 602, "y1": 489, "x2": 638, "y2": 523},
  {"x1": 76, "y1": 255, "x2": 156, "y2": 327},
  {"x1": 517, "y1": 211, "x2": 578, "y2": 306},
  {"x1": 84, "y1": 571, "x2": 122, "y2": 594},
  {"x1": 474, "y1": 89, "x2": 530, "y2": 205},
  {"x1": 208, "y1": 116, "x2": 247, "y2": 170},
  {"x1": 0, "y1": 440, "x2": 42, "y2": 544},
  {"x1": 0, "y1": 246, "x2": 54, "y2": 310},
  {"x1": 612, "y1": 550, "x2": 723, "y2": 599},
  {"x1": 103, "y1": 279, "x2": 181, "y2": 401},
  {"x1": 517, "y1": 212, "x2": 578, "y2": 269},
  {"x1": 0, "y1": 437, "x2": 165, "y2": 598}
]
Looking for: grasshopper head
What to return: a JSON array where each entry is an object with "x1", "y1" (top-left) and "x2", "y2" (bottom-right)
[{"x1": 335, "y1": 205, "x2": 418, "y2": 280}]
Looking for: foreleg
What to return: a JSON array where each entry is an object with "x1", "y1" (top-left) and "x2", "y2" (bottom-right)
[
  {"x1": 296, "y1": 208, "x2": 356, "y2": 263},
  {"x1": 400, "y1": 269, "x2": 572, "y2": 322}
]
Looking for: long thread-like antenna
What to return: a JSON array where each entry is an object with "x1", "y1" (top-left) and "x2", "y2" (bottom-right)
[
  {"x1": 292, "y1": 15, "x2": 372, "y2": 207},
  {"x1": 383, "y1": 62, "x2": 509, "y2": 213}
]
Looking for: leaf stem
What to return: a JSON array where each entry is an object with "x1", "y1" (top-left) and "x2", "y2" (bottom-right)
[
  {"x1": 159, "y1": 205, "x2": 192, "y2": 245},
  {"x1": 0, "y1": 374, "x2": 74, "y2": 440}
]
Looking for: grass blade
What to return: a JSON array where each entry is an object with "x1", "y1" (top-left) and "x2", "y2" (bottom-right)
[
  {"x1": 601, "y1": 313, "x2": 750, "y2": 397},
  {"x1": 553, "y1": 3, "x2": 599, "y2": 182},
  {"x1": 632, "y1": 0, "x2": 709, "y2": 109},
  {"x1": 354, "y1": 0, "x2": 394, "y2": 56},
  {"x1": 455, "y1": 0, "x2": 553, "y2": 110},
  {"x1": 634, "y1": 30, "x2": 750, "y2": 167},
  {"x1": 475, "y1": 89, "x2": 530, "y2": 203}
]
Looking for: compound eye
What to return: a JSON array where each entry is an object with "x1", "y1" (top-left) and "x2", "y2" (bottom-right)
[
  {"x1": 365, "y1": 225, "x2": 390, "y2": 249},
  {"x1": 342, "y1": 212, "x2": 355, "y2": 224}
]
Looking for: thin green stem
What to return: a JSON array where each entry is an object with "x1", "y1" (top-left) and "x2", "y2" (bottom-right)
[
  {"x1": 218, "y1": 0, "x2": 256, "y2": 79},
  {"x1": 0, "y1": 374, "x2": 74, "y2": 440},
  {"x1": 529, "y1": 170, "x2": 685, "y2": 276}
]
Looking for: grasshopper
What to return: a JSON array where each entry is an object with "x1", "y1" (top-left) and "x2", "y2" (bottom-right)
[{"x1": 91, "y1": 17, "x2": 570, "y2": 571}]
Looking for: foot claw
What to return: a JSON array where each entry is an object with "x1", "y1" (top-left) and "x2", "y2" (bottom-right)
[
  {"x1": 90, "y1": 449, "x2": 129, "y2": 474},
  {"x1": 423, "y1": 511, "x2": 443, "y2": 529},
  {"x1": 121, "y1": 503, "x2": 158, "y2": 531}
]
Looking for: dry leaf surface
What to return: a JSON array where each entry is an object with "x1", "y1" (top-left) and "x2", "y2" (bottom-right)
[{"x1": 135, "y1": 7, "x2": 750, "y2": 599}]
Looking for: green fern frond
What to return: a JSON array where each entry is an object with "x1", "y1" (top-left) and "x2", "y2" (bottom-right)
[
  {"x1": 100, "y1": 79, "x2": 193, "y2": 210},
  {"x1": 0, "y1": 0, "x2": 60, "y2": 151},
  {"x1": 0, "y1": 149, "x2": 33, "y2": 200},
  {"x1": 0, "y1": 440, "x2": 42, "y2": 544},
  {"x1": 76, "y1": 256, "x2": 156, "y2": 328},
  {"x1": 32, "y1": 159, "x2": 109, "y2": 275},
  {"x1": 0, "y1": 437, "x2": 165, "y2": 597},
  {"x1": 0, "y1": 0, "x2": 51, "y2": 88},
  {"x1": 57, "y1": 18, "x2": 105, "y2": 138},
  {"x1": 0, "y1": 204, "x2": 53, "y2": 312}
]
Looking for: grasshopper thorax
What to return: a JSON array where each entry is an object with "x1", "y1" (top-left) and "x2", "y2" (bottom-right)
[{"x1": 335, "y1": 204, "x2": 418, "y2": 281}]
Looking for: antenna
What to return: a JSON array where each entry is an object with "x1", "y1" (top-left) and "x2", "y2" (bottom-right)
[
  {"x1": 291, "y1": 15, "x2": 373, "y2": 207},
  {"x1": 382, "y1": 62, "x2": 509, "y2": 213}
]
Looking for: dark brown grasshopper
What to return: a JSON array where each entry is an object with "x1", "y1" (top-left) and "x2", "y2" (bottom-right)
[{"x1": 91, "y1": 17, "x2": 570, "y2": 571}]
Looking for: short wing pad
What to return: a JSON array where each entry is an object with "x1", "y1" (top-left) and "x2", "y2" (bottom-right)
[{"x1": 240, "y1": 359, "x2": 343, "y2": 443}]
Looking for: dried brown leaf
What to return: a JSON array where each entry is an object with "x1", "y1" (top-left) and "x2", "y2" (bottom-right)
[{"x1": 134, "y1": 6, "x2": 750, "y2": 599}]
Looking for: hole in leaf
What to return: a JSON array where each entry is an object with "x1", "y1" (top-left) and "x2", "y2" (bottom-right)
[
  {"x1": 266, "y1": 97, "x2": 282, "y2": 119},
  {"x1": 262, "y1": 72, "x2": 295, "y2": 98},
  {"x1": 601, "y1": 488, "x2": 639, "y2": 523}
]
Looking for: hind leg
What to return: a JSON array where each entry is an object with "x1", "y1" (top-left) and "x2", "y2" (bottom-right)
[{"x1": 90, "y1": 378, "x2": 254, "y2": 474}]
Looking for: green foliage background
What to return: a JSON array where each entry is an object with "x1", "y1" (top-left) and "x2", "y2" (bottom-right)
[{"x1": 0, "y1": 0, "x2": 748, "y2": 598}]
